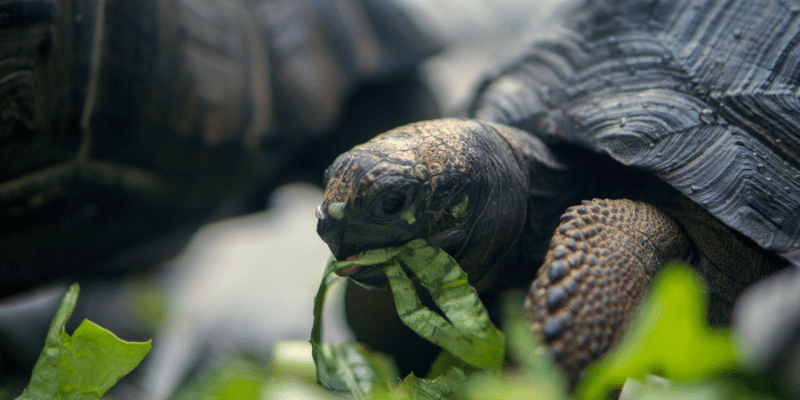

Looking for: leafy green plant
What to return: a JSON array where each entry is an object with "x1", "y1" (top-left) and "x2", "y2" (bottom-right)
[
  {"x1": 310, "y1": 244, "x2": 785, "y2": 400},
  {"x1": 168, "y1": 355, "x2": 275, "y2": 400},
  {"x1": 311, "y1": 238, "x2": 506, "y2": 398},
  {"x1": 15, "y1": 284, "x2": 151, "y2": 400},
  {"x1": 152, "y1": 246, "x2": 786, "y2": 399}
]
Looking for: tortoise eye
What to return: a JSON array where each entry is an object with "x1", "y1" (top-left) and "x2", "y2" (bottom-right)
[{"x1": 380, "y1": 192, "x2": 406, "y2": 215}]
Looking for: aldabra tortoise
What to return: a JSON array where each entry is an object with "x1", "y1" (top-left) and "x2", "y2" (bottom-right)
[
  {"x1": 0, "y1": 0, "x2": 440, "y2": 297},
  {"x1": 316, "y1": 0, "x2": 799, "y2": 381}
]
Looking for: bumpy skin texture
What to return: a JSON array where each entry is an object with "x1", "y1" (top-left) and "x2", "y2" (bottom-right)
[
  {"x1": 525, "y1": 199, "x2": 688, "y2": 378},
  {"x1": 318, "y1": 119, "x2": 537, "y2": 291},
  {"x1": 318, "y1": 117, "x2": 785, "y2": 382}
]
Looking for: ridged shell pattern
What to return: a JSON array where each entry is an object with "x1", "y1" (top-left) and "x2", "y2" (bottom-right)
[{"x1": 471, "y1": 0, "x2": 800, "y2": 266}]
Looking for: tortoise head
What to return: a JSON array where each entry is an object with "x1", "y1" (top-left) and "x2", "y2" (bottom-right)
[{"x1": 316, "y1": 118, "x2": 530, "y2": 291}]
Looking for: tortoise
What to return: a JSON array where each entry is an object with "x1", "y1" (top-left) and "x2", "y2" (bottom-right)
[
  {"x1": 0, "y1": 0, "x2": 440, "y2": 297},
  {"x1": 316, "y1": 0, "x2": 800, "y2": 381}
]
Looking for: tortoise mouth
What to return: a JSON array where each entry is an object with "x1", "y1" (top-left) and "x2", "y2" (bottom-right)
[
  {"x1": 347, "y1": 264, "x2": 391, "y2": 289},
  {"x1": 334, "y1": 254, "x2": 409, "y2": 290},
  {"x1": 333, "y1": 255, "x2": 366, "y2": 277}
]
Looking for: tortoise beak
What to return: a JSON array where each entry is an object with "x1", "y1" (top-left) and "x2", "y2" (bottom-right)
[
  {"x1": 316, "y1": 216, "x2": 393, "y2": 289},
  {"x1": 316, "y1": 214, "x2": 346, "y2": 260},
  {"x1": 316, "y1": 206, "x2": 418, "y2": 261},
  {"x1": 316, "y1": 205, "x2": 424, "y2": 289},
  {"x1": 316, "y1": 217, "x2": 390, "y2": 263}
]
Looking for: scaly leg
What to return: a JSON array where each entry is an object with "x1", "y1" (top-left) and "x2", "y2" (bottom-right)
[{"x1": 524, "y1": 199, "x2": 690, "y2": 382}]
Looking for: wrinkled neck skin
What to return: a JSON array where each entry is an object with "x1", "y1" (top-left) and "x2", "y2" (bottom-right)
[
  {"x1": 316, "y1": 118, "x2": 576, "y2": 294},
  {"x1": 480, "y1": 122, "x2": 581, "y2": 294}
]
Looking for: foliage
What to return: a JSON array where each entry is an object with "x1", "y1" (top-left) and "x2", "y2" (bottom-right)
[
  {"x1": 15, "y1": 284, "x2": 151, "y2": 400},
  {"x1": 10, "y1": 244, "x2": 786, "y2": 399},
  {"x1": 576, "y1": 263, "x2": 739, "y2": 399},
  {"x1": 311, "y1": 238, "x2": 506, "y2": 398},
  {"x1": 305, "y1": 254, "x2": 786, "y2": 399},
  {"x1": 157, "y1": 258, "x2": 789, "y2": 400}
]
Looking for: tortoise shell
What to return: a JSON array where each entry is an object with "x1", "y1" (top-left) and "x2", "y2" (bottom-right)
[
  {"x1": 0, "y1": 0, "x2": 440, "y2": 296},
  {"x1": 470, "y1": 0, "x2": 800, "y2": 266}
]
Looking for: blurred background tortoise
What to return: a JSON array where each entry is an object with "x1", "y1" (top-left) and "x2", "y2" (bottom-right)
[
  {"x1": 316, "y1": 0, "x2": 799, "y2": 382},
  {"x1": 0, "y1": 0, "x2": 444, "y2": 298}
]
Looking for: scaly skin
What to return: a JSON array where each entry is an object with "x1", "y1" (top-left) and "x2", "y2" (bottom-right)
[
  {"x1": 525, "y1": 199, "x2": 689, "y2": 382},
  {"x1": 317, "y1": 118, "x2": 535, "y2": 292}
]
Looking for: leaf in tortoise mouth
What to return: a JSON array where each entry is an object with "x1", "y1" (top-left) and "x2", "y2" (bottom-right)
[{"x1": 310, "y1": 238, "x2": 506, "y2": 395}]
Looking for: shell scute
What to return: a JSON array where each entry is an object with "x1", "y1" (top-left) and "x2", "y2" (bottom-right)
[{"x1": 470, "y1": 0, "x2": 800, "y2": 264}]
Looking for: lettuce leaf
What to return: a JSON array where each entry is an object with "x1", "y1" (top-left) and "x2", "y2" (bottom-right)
[
  {"x1": 311, "y1": 244, "x2": 777, "y2": 400},
  {"x1": 381, "y1": 239, "x2": 505, "y2": 370}
]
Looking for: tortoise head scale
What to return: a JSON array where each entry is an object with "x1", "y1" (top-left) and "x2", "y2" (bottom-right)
[{"x1": 316, "y1": 118, "x2": 536, "y2": 291}]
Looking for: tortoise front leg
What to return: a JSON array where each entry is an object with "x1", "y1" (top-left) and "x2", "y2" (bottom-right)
[{"x1": 525, "y1": 199, "x2": 690, "y2": 382}]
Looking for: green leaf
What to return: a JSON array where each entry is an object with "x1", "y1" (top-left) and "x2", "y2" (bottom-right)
[
  {"x1": 310, "y1": 260, "x2": 385, "y2": 397},
  {"x1": 311, "y1": 239, "x2": 505, "y2": 397},
  {"x1": 458, "y1": 292, "x2": 569, "y2": 400},
  {"x1": 425, "y1": 351, "x2": 473, "y2": 380},
  {"x1": 311, "y1": 239, "x2": 505, "y2": 398},
  {"x1": 576, "y1": 263, "x2": 739, "y2": 399},
  {"x1": 17, "y1": 284, "x2": 80, "y2": 400},
  {"x1": 384, "y1": 239, "x2": 505, "y2": 370},
  {"x1": 57, "y1": 320, "x2": 152, "y2": 399},
  {"x1": 459, "y1": 370, "x2": 561, "y2": 400},
  {"x1": 619, "y1": 375, "x2": 779, "y2": 400},
  {"x1": 405, "y1": 367, "x2": 467, "y2": 400},
  {"x1": 16, "y1": 283, "x2": 152, "y2": 400},
  {"x1": 169, "y1": 355, "x2": 273, "y2": 400}
]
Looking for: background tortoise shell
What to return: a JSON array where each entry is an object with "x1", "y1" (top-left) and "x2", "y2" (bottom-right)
[{"x1": 0, "y1": 0, "x2": 441, "y2": 297}]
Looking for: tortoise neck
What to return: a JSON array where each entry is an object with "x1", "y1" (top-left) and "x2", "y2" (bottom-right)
[
  {"x1": 477, "y1": 128, "x2": 583, "y2": 294},
  {"x1": 490, "y1": 144, "x2": 656, "y2": 294}
]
